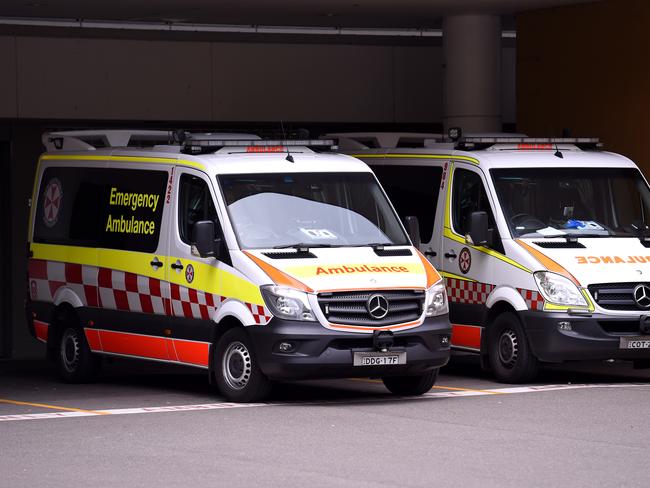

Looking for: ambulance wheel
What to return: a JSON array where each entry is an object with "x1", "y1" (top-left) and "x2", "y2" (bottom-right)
[
  {"x1": 488, "y1": 312, "x2": 538, "y2": 383},
  {"x1": 57, "y1": 326, "x2": 101, "y2": 383},
  {"x1": 214, "y1": 328, "x2": 272, "y2": 403},
  {"x1": 382, "y1": 368, "x2": 438, "y2": 396}
]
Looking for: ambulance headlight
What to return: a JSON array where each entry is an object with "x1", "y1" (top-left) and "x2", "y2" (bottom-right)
[
  {"x1": 425, "y1": 282, "x2": 448, "y2": 317},
  {"x1": 260, "y1": 285, "x2": 316, "y2": 321},
  {"x1": 534, "y1": 271, "x2": 587, "y2": 307}
]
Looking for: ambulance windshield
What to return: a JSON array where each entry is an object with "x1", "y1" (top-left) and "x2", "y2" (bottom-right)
[
  {"x1": 491, "y1": 167, "x2": 650, "y2": 238},
  {"x1": 219, "y1": 172, "x2": 410, "y2": 249}
]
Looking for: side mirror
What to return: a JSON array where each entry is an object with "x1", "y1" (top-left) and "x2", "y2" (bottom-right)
[
  {"x1": 403, "y1": 215, "x2": 421, "y2": 248},
  {"x1": 467, "y1": 211, "x2": 489, "y2": 247},
  {"x1": 191, "y1": 220, "x2": 221, "y2": 258}
]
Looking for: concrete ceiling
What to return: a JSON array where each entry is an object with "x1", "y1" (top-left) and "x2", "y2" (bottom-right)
[{"x1": 1, "y1": 1, "x2": 597, "y2": 28}]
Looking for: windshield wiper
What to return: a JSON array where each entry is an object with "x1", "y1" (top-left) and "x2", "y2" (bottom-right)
[
  {"x1": 535, "y1": 233, "x2": 607, "y2": 239},
  {"x1": 350, "y1": 242, "x2": 396, "y2": 249},
  {"x1": 273, "y1": 243, "x2": 337, "y2": 249}
]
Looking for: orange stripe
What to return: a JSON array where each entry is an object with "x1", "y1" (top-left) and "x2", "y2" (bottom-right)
[
  {"x1": 33, "y1": 320, "x2": 49, "y2": 343},
  {"x1": 99, "y1": 330, "x2": 168, "y2": 360},
  {"x1": 318, "y1": 286, "x2": 425, "y2": 293},
  {"x1": 84, "y1": 328, "x2": 101, "y2": 351},
  {"x1": 517, "y1": 240, "x2": 580, "y2": 286},
  {"x1": 172, "y1": 339, "x2": 210, "y2": 367},
  {"x1": 244, "y1": 251, "x2": 313, "y2": 292},
  {"x1": 451, "y1": 323, "x2": 482, "y2": 349},
  {"x1": 328, "y1": 320, "x2": 420, "y2": 332},
  {"x1": 416, "y1": 249, "x2": 442, "y2": 287}
]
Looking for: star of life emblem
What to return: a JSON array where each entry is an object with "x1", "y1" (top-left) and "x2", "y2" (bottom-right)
[{"x1": 43, "y1": 178, "x2": 63, "y2": 228}]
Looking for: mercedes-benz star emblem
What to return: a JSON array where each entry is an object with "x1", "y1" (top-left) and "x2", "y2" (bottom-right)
[
  {"x1": 633, "y1": 284, "x2": 650, "y2": 309},
  {"x1": 367, "y1": 294, "x2": 389, "y2": 320}
]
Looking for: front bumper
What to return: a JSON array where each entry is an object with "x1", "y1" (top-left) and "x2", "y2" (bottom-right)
[
  {"x1": 248, "y1": 316, "x2": 451, "y2": 380},
  {"x1": 521, "y1": 311, "x2": 650, "y2": 362}
]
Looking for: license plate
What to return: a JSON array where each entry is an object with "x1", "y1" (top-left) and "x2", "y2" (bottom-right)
[
  {"x1": 353, "y1": 351, "x2": 406, "y2": 366},
  {"x1": 620, "y1": 336, "x2": 650, "y2": 349}
]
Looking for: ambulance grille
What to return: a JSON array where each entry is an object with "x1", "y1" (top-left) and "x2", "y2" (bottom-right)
[
  {"x1": 588, "y1": 282, "x2": 650, "y2": 311},
  {"x1": 317, "y1": 290, "x2": 424, "y2": 327}
]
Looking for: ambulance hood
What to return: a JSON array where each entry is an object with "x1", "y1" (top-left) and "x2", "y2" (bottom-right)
[
  {"x1": 246, "y1": 247, "x2": 431, "y2": 292},
  {"x1": 523, "y1": 237, "x2": 650, "y2": 286}
]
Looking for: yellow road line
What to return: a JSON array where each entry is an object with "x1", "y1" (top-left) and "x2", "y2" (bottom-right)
[
  {"x1": 349, "y1": 378, "x2": 506, "y2": 394},
  {"x1": 431, "y1": 385, "x2": 505, "y2": 395},
  {"x1": 0, "y1": 398, "x2": 108, "y2": 415}
]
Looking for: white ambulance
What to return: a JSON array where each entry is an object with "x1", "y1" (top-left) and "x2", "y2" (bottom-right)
[
  {"x1": 25, "y1": 130, "x2": 450, "y2": 401},
  {"x1": 329, "y1": 131, "x2": 650, "y2": 382}
]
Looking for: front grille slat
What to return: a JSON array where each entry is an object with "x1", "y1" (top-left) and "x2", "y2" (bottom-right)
[
  {"x1": 327, "y1": 304, "x2": 368, "y2": 314},
  {"x1": 589, "y1": 282, "x2": 650, "y2": 311},
  {"x1": 318, "y1": 289, "x2": 424, "y2": 327}
]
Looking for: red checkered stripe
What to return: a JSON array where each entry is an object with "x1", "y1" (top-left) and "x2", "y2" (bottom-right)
[
  {"x1": 245, "y1": 303, "x2": 273, "y2": 325},
  {"x1": 445, "y1": 278, "x2": 495, "y2": 305},
  {"x1": 28, "y1": 259, "x2": 272, "y2": 324},
  {"x1": 517, "y1": 288, "x2": 545, "y2": 311}
]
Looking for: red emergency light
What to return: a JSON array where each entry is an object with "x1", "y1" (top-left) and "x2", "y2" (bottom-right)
[
  {"x1": 517, "y1": 143, "x2": 553, "y2": 150},
  {"x1": 246, "y1": 145, "x2": 285, "y2": 153}
]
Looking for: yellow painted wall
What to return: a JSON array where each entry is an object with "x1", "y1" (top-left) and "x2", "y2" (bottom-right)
[{"x1": 517, "y1": 0, "x2": 650, "y2": 172}]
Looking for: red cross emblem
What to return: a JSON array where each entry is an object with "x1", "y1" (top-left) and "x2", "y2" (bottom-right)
[
  {"x1": 43, "y1": 179, "x2": 63, "y2": 228},
  {"x1": 185, "y1": 264, "x2": 195, "y2": 284},
  {"x1": 459, "y1": 247, "x2": 472, "y2": 274}
]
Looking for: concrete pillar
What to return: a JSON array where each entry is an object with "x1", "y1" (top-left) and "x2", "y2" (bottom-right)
[{"x1": 443, "y1": 14, "x2": 502, "y2": 133}]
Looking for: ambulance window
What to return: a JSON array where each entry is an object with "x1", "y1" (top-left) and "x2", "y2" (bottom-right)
[
  {"x1": 371, "y1": 165, "x2": 442, "y2": 243},
  {"x1": 178, "y1": 174, "x2": 218, "y2": 245},
  {"x1": 452, "y1": 168, "x2": 501, "y2": 246},
  {"x1": 33, "y1": 167, "x2": 167, "y2": 253}
]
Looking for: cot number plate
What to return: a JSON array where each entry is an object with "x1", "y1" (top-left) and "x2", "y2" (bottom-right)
[
  {"x1": 620, "y1": 336, "x2": 650, "y2": 349},
  {"x1": 353, "y1": 351, "x2": 406, "y2": 366}
]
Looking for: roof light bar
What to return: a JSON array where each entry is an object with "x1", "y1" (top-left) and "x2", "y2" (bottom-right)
[
  {"x1": 185, "y1": 139, "x2": 333, "y2": 147},
  {"x1": 453, "y1": 137, "x2": 602, "y2": 152},
  {"x1": 461, "y1": 137, "x2": 600, "y2": 144},
  {"x1": 182, "y1": 139, "x2": 335, "y2": 155}
]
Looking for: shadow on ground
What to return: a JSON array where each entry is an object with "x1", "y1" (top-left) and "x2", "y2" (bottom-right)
[{"x1": 1, "y1": 354, "x2": 648, "y2": 406}]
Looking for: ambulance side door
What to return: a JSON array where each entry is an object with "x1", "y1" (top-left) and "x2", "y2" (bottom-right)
[
  {"x1": 95, "y1": 164, "x2": 171, "y2": 361},
  {"x1": 442, "y1": 163, "x2": 502, "y2": 351},
  {"x1": 370, "y1": 161, "x2": 444, "y2": 268},
  {"x1": 165, "y1": 167, "x2": 227, "y2": 367}
]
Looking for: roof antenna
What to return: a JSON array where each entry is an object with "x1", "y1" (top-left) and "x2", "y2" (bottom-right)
[
  {"x1": 280, "y1": 120, "x2": 294, "y2": 163},
  {"x1": 555, "y1": 128, "x2": 569, "y2": 159}
]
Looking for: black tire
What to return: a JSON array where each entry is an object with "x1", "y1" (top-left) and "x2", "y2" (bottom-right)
[
  {"x1": 56, "y1": 326, "x2": 101, "y2": 383},
  {"x1": 488, "y1": 312, "x2": 538, "y2": 383},
  {"x1": 382, "y1": 368, "x2": 439, "y2": 396},
  {"x1": 214, "y1": 328, "x2": 272, "y2": 402}
]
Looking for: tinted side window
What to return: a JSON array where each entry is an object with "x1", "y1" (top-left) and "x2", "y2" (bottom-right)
[
  {"x1": 452, "y1": 168, "x2": 497, "y2": 236},
  {"x1": 178, "y1": 174, "x2": 218, "y2": 245},
  {"x1": 34, "y1": 167, "x2": 167, "y2": 252},
  {"x1": 371, "y1": 165, "x2": 442, "y2": 243}
]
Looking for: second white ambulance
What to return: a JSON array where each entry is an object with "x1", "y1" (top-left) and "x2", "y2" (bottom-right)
[{"x1": 330, "y1": 132, "x2": 650, "y2": 382}]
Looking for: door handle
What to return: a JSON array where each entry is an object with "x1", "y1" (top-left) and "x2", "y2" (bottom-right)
[
  {"x1": 444, "y1": 250, "x2": 457, "y2": 259},
  {"x1": 425, "y1": 249, "x2": 437, "y2": 257},
  {"x1": 150, "y1": 257, "x2": 163, "y2": 269},
  {"x1": 171, "y1": 260, "x2": 184, "y2": 271}
]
